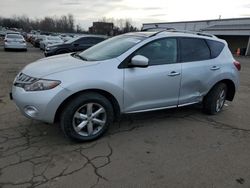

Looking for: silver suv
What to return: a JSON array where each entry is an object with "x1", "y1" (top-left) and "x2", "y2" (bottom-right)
[{"x1": 11, "y1": 30, "x2": 241, "y2": 141}]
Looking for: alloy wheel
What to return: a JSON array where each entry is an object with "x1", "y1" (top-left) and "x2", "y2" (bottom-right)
[
  {"x1": 72, "y1": 103, "x2": 107, "y2": 137},
  {"x1": 215, "y1": 89, "x2": 226, "y2": 112}
]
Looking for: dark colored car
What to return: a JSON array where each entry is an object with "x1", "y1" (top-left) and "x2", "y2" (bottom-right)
[
  {"x1": 34, "y1": 35, "x2": 46, "y2": 48},
  {"x1": 44, "y1": 35, "x2": 107, "y2": 57}
]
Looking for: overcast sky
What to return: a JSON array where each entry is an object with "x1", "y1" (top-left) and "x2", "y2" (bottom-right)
[{"x1": 0, "y1": 0, "x2": 250, "y2": 29}]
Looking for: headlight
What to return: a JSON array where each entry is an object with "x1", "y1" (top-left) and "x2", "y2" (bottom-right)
[
  {"x1": 46, "y1": 46, "x2": 57, "y2": 51},
  {"x1": 23, "y1": 79, "x2": 61, "y2": 91}
]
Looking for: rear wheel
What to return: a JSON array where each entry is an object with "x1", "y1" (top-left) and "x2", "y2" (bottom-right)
[
  {"x1": 60, "y1": 92, "x2": 114, "y2": 142},
  {"x1": 203, "y1": 83, "x2": 227, "y2": 115}
]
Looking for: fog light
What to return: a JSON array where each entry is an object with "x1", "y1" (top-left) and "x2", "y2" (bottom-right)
[{"x1": 24, "y1": 106, "x2": 38, "y2": 117}]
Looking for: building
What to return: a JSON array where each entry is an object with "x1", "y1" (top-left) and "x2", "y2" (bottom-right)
[
  {"x1": 142, "y1": 17, "x2": 250, "y2": 56},
  {"x1": 89, "y1": 22, "x2": 114, "y2": 36}
]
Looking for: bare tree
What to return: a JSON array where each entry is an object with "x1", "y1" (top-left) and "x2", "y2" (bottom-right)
[
  {"x1": 0, "y1": 14, "x2": 76, "y2": 33},
  {"x1": 96, "y1": 17, "x2": 138, "y2": 35},
  {"x1": 67, "y1": 14, "x2": 75, "y2": 32}
]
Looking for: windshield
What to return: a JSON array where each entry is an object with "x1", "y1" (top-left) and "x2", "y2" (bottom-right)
[
  {"x1": 7, "y1": 34, "x2": 23, "y2": 39},
  {"x1": 79, "y1": 35, "x2": 145, "y2": 61},
  {"x1": 65, "y1": 37, "x2": 79, "y2": 44}
]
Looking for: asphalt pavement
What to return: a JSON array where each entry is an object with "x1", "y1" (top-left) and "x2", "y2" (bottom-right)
[{"x1": 0, "y1": 44, "x2": 250, "y2": 188}]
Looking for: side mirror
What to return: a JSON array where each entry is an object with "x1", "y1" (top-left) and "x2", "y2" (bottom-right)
[{"x1": 130, "y1": 55, "x2": 149, "y2": 68}]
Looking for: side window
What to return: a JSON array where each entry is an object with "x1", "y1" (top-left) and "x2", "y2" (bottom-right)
[
  {"x1": 91, "y1": 37, "x2": 105, "y2": 43},
  {"x1": 77, "y1": 37, "x2": 104, "y2": 44},
  {"x1": 135, "y1": 38, "x2": 177, "y2": 66},
  {"x1": 180, "y1": 38, "x2": 210, "y2": 62},
  {"x1": 76, "y1": 38, "x2": 90, "y2": 44},
  {"x1": 206, "y1": 39, "x2": 225, "y2": 58}
]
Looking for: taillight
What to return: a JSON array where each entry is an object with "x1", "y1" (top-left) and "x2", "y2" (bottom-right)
[{"x1": 233, "y1": 61, "x2": 241, "y2": 71}]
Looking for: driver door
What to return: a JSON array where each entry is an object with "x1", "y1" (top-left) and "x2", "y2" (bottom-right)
[{"x1": 123, "y1": 38, "x2": 181, "y2": 112}]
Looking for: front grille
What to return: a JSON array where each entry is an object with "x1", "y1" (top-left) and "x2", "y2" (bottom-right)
[{"x1": 14, "y1": 73, "x2": 38, "y2": 85}]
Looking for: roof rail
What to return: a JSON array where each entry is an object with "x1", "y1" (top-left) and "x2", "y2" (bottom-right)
[
  {"x1": 169, "y1": 29, "x2": 216, "y2": 38},
  {"x1": 146, "y1": 28, "x2": 176, "y2": 37},
  {"x1": 196, "y1": 32, "x2": 217, "y2": 38},
  {"x1": 141, "y1": 27, "x2": 176, "y2": 32},
  {"x1": 143, "y1": 27, "x2": 216, "y2": 38}
]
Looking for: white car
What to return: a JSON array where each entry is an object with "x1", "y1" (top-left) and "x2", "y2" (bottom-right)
[
  {"x1": 4, "y1": 34, "x2": 27, "y2": 51},
  {"x1": 40, "y1": 36, "x2": 64, "y2": 50}
]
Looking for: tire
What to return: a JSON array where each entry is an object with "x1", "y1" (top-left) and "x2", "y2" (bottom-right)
[
  {"x1": 60, "y1": 92, "x2": 114, "y2": 142},
  {"x1": 203, "y1": 83, "x2": 227, "y2": 115}
]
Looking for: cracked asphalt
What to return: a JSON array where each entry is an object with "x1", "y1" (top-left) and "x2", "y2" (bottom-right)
[{"x1": 0, "y1": 42, "x2": 250, "y2": 188}]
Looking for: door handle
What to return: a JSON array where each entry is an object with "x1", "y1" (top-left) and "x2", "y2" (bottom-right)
[
  {"x1": 210, "y1": 66, "x2": 220, "y2": 71},
  {"x1": 168, "y1": 71, "x2": 180, "y2": 76}
]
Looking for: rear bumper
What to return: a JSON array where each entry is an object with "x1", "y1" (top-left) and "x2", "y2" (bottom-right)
[{"x1": 4, "y1": 43, "x2": 27, "y2": 49}]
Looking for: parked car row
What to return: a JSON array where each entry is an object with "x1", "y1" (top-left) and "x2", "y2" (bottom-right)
[
  {"x1": 24, "y1": 32, "x2": 107, "y2": 56},
  {"x1": 44, "y1": 35, "x2": 107, "y2": 57},
  {"x1": 2, "y1": 30, "x2": 109, "y2": 56},
  {"x1": 27, "y1": 33, "x2": 71, "y2": 49}
]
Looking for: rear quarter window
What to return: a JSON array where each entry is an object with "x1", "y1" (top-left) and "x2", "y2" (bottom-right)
[
  {"x1": 180, "y1": 38, "x2": 210, "y2": 62},
  {"x1": 206, "y1": 39, "x2": 225, "y2": 58}
]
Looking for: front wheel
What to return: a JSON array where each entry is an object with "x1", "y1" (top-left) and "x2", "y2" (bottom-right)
[
  {"x1": 60, "y1": 93, "x2": 114, "y2": 142},
  {"x1": 203, "y1": 83, "x2": 227, "y2": 115}
]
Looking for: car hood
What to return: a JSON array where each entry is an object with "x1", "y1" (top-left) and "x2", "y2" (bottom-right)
[
  {"x1": 21, "y1": 53, "x2": 99, "y2": 78},
  {"x1": 49, "y1": 41, "x2": 63, "y2": 44},
  {"x1": 46, "y1": 41, "x2": 64, "y2": 46}
]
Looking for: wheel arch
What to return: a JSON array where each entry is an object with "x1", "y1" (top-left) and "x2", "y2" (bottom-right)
[
  {"x1": 208, "y1": 79, "x2": 236, "y2": 101},
  {"x1": 54, "y1": 89, "x2": 121, "y2": 123}
]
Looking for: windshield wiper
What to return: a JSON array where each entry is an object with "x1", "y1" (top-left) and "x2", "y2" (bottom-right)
[{"x1": 72, "y1": 53, "x2": 88, "y2": 61}]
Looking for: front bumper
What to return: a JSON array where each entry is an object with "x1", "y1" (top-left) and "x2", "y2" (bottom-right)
[
  {"x1": 44, "y1": 49, "x2": 57, "y2": 57},
  {"x1": 11, "y1": 85, "x2": 71, "y2": 123}
]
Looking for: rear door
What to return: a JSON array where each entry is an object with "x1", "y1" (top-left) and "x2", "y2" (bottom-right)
[
  {"x1": 178, "y1": 37, "x2": 222, "y2": 105},
  {"x1": 123, "y1": 38, "x2": 182, "y2": 112}
]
